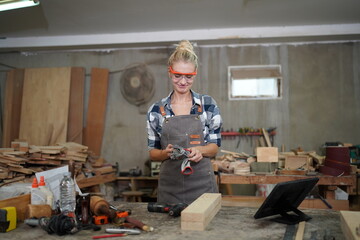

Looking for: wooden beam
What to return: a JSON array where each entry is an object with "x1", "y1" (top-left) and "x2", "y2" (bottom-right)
[
  {"x1": 262, "y1": 128, "x2": 272, "y2": 147},
  {"x1": 0, "y1": 194, "x2": 30, "y2": 221},
  {"x1": 295, "y1": 221, "x2": 306, "y2": 240},
  {"x1": 83, "y1": 68, "x2": 109, "y2": 156},
  {"x1": 181, "y1": 193, "x2": 221, "y2": 231},
  {"x1": 77, "y1": 172, "x2": 116, "y2": 188},
  {"x1": 67, "y1": 67, "x2": 85, "y2": 144},
  {"x1": 2, "y1": 69, "x2": 24, "y2": 148}
]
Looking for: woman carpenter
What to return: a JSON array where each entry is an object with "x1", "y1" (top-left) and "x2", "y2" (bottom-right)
[{"x1": 146, "y1": 40, "x2": 222, "y2": 204}]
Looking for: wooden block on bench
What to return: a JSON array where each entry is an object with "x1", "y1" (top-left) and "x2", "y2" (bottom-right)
[
  {"x1": 285, "y1": 155, "x2": 310, "y2": 170},
  {"x1": 181, "y1": 193, "x2": 221, "y2": 231},
  {"x1": 256, "y1": 147, "x2": 278, "y2": 162}
]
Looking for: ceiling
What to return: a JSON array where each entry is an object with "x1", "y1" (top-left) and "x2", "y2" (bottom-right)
[{"x1": 1, "y1": 0, "x2": 360, "y2": 51}]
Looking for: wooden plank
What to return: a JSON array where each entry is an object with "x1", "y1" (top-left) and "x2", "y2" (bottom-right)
[
  {"x1": 0, "y1": 170, "x2": 9, "y2": 179},
  {"x1": 8, "y1": 166, "x2": 34, "y2": 174},
  {"x1": 340, "y1": 211, "x2": 360, "y2": 240},
  {"x1": 262, "y1": 128, "x2": 272, "y2": 147},
  {"x1": 256, "y1": 147, "x2": 278, "y2": 162},
  {"x1": 57, "y1": 142, "x2": 88, "y2": 151},
  {"x1": 181, "y1": 193, "x2": 221, "y2": 231},
  {"x1": 19, "y1": 67, "x2": 72, "y2": 145},
  {"x1": 1, "y1": 175, "x2": 26, "y2": 186},
  {"x1": 94, "y1": 166, "x2": 115, "y2": 175},
  {"x1": 0, "y1": 194, "x2": 30, "y2": 221},
  {"x1": 83, "y1": 68, "x2": 109, "y2": 156},
  {"x1": 77, "y1": 172, "x2": 116, "y2": 188},
  {"x1": 220, "y1": 174, "x2": 357, "y2": 186},
  {"x1": 295, "y1": 221, "x2": 306, "y2": 240},
  {"x1": 27, "y1": 159, "x2": 61, "y2": 165},
  {"x1": 2, "y1": 69, "x2": 24, "y2": 148},
  {"x1": 67, "y1": 67, "x2": 85, "y2": 144}
]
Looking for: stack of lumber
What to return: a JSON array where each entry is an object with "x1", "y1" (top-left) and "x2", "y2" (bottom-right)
[
  {"x1": 0, "y1": 140, "x2": 116, "y2": 188},
  {"x1": 212, "y1": 149, "x2": 252, "y2": 173},
  {"x1": 0, "y1": 147, "x2": 29, "y2": 186},
  {"x1": 214, "y1": 147, "x2": 329, "y2": 175}
]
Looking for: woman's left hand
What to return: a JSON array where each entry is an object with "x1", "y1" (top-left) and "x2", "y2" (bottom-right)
[{"x1": 188, "y1": 147, "x2": 203, "y2": 162}]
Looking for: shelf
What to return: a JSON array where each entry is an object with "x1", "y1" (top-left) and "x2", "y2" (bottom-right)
[{"x1": 221, "y1": 131, "x2": 276, "y2": 137}]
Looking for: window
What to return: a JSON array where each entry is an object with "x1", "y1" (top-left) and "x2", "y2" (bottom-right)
[{"x1": 228, "y1": 65, "x2": 282, "y2": 100}]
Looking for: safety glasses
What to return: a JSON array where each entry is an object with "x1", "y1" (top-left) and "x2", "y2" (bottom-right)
[{"x1": 168, "y1": 66, "x2": 197, "y2": 81}]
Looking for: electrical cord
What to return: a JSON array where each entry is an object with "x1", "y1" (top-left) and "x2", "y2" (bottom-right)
[{"x1": 40, "y1": 215, "x2": 78, "y2": 236}]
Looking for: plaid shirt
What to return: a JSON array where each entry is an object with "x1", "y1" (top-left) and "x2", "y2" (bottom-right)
[{"x1": 147, "y1": 90, "x2": 222, "y2": 150}]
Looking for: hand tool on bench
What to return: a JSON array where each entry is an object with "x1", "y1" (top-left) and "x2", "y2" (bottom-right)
[
  {"x1": 147, "y1": 202, "x2": 188, "y2": 217},
  {"x1": 125, "y1": 216, "x2": 153, "y2": 232},
  {"x1": 105, "y1": 227, "x2": 141, "y2": 235},
  {"x1": 92, "y1": 233, "x2": 127, "y2": 239}
]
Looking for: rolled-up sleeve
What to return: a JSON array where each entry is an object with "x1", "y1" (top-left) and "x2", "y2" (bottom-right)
[
  {"x1": 203, "y1": 96, "x2": 222, "y2": 147},
  {"x1": 147, "y1": 105, "x2": 162, "y2": 150}
]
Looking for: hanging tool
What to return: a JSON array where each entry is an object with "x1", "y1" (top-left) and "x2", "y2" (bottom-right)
[{"x1": 170, "y1": 145, "x2": 193, "y2": 175}]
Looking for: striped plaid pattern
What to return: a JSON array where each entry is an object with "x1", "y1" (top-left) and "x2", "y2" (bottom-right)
[{"x1": 147, "y1": 90, "x2": 222, "y2": 150}]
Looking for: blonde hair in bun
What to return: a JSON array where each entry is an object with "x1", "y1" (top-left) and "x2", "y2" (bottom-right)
[{"x1": 168, "y1": 40, "x2": 198, "y2": 70}]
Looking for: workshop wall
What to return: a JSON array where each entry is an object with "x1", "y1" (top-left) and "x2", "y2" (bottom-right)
[{"x1": 0, "y1": 41, "x2": 359, "y2": 174}]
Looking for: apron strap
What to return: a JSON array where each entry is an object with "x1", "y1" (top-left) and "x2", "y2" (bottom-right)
[
  {"x1": 195, "y1": 94, "x2": 203, "y2": 115},
  {"x1": 159, "y1": 106, "x2": 166, "y2": 117},
  {"x1": 197, "y1": 104, "x2": 202, "y2": 114}
]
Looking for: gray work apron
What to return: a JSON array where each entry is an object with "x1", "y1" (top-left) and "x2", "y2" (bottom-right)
[{"x1": 158, "y1": 109, "x2": 218, "y2": 205}]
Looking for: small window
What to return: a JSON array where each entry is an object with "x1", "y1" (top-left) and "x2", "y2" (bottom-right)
[{"x1": 228, "y1": 65, "x2": 282, "y2": 100}]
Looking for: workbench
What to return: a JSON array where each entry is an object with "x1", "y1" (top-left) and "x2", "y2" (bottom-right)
[
  {"x1": 117, "y1": 176, "x2": 158, "y2": 192},
  {"x1": 116, "y1": 173, "x2": 358, "y2": 200},
  {"x1": 3, "y1": 202, "x2": 346, "y2": 240},
  {"x1": 115, "y1": 174, "x2": 357, "y2": 211},
  {"x1": 220, "y1": 173, "x2": 358, "y2": 199}
]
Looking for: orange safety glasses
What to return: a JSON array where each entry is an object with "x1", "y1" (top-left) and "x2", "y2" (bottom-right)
[{"x1": 168, "y1": 66, "x2": 197, "y2": 81}]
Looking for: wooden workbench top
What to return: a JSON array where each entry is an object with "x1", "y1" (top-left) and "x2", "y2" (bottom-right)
[{"x1": 5, "y1": 202, "x2": 345, "y2": 240}]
